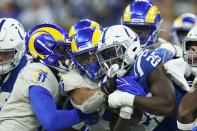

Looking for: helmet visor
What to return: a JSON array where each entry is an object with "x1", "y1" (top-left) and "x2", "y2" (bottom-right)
[
  {"x1": 76, "y1": 50, "x2": 97, "y2": 65},
  {"x1": 124, "y1": 24, "x2": 152, "y2": 44},
  {"x1": 96, "y1": 43, "x2": 123, "y2": 72}
]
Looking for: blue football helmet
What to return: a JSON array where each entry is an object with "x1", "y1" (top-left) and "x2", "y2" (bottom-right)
[
  {"x1": 71, "y1": 27, "x2": 103, "y2": 80},
  {"x1": 171, "y1": 13, "x2": 197, "y2": 47},
  {"x1": 69, "y1": 19, "x2": 103, "y2": 38},
  {"x1": 25, "y1": 23, "x2": 72, "y2": 73},
  {"x1": 121, "y1": 0, "x2": 161, "y2": 48}
]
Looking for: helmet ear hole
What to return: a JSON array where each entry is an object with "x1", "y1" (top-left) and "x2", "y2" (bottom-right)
[{"x1": 132, "y1": 47, "x2": 137, "y2": 52}]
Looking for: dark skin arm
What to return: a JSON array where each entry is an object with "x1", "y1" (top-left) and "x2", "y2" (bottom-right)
[
  {"x1": 112, "y1": 108, "x2": 142, "y2": 131},
  {"x1": 113, "y1": 64, "x2": 176, "y2": 131},
  {"x1": 134, "y1": 64, "x2": 176, "y2": 116},
  {"x1": 178, "y1": 87, "x2": 197, "y2": 131}
]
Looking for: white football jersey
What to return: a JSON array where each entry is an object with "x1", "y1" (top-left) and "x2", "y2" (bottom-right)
[
  {"x1": 59, "y1": 68, "x2": 110, "y2": 131},
  {"x1": 59, "y1": 68, "x2": 99, "y2": 94},
  {"x1": 0, "y1": 62, "x2": 60, "y2": 131}
]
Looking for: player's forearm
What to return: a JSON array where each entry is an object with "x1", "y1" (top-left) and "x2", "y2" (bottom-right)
[
  {"x1": 134, "y1": 95, "x2": 176, "y2": 116},
  {"x1": 29, "y1": 85, "x2": 82, "y2": 130},
  {"x1": 178, "y1": 91, "x2": 197, "y2": 124}
]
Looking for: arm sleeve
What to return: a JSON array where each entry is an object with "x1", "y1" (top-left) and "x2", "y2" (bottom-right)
[{"x1": 29, "y1": 85, "x2": 82, "y2": 131}]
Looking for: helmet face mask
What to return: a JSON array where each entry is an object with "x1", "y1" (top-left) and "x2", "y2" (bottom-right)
[
  {"x1": 183, "y1": 40, "x2": 197, "y2": 66},
  {"x1": 0, "y1": 49, "x2": 15, "y2": 63},
  {"x1": 97, "y1": 25, "x2": 141, "y2": 78},
  {"x1": 96, "y1": 42, "x2": 125, "y2": 74},
  {"x1": 124, "y1": 23, "x2": 157, "y2": 47}
]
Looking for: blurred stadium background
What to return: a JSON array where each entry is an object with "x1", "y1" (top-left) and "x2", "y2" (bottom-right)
[{"x1": 0, "y1": 0, "x2": 197, "y2": 41}]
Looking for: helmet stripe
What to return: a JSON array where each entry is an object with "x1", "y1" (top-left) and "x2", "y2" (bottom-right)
[
  {"x1": 145, "y1": 6, "x2": 159, "y2": 23},
  {"x1": 71, "y1": 37, "x2": 78, "y2": 53},
  {"x1": 174, "y1": 16, "x2": 183, "y2": 28},
  {"x1": 102, "y1": 28, "x2": 109, "y2": 45},
  {"x1": 0, "y1": 19, "x2": 6, "y2": 32},
  {"x1": 123, "y1": 4, "x2": 131, "y2": 22},
  {"x1": 124, "y1": 27, "x2": 131, "y2": 38},
  {"x1": 90, "y1": 21, "x2": 100, "y2": 28},
  {"x1": 92, "y1": 29, "x2": 102, "y2": 47},
  {"x1": 34, "y1": 27, "x2": 65, "y2": 42},
  {"x1": 68, "y1": 26, "x2": 75, "y2": 37}
]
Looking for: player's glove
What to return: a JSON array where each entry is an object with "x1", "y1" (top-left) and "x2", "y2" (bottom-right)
[
  {"x1": 100, "y1": 76, "x2": 117, "y2": 95},
  {"x1": 81, "y1": 111, "x2": 98, "y2": 126},
  {"x1": 108, "y1": 76, "x2": 146, "y2": 108},
  {"x1": 119, "y1": 106, "x2": 134, "y2": 119}
]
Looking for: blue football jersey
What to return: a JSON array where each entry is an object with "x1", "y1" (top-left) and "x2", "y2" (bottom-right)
[
  {"x1": 130, "y1": 49, "x2": 162, "y2": 94},
  {"x1": 130, "y1": 49, "x2": 184, "y2": 131}
]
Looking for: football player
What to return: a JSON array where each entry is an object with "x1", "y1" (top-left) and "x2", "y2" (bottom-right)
[
  {"x1": 0, "y1": 23, "x2": 85, "y2": 131},
  {"x1": 96, "y1": 25, "x2": 177, "y2": 131},
  {"x1": 59, "y1": 26, "x2": 111, "y2": 131},
  {"x1": 0, "y1": 18, "x2": 27, "y2": 111},
  {"x1": 171, "y1": 13, "x2": 197, "y2": 48},
  {"x1": 121, "y1": 0, "x2": 162, "y2": 48},
  {"x1": 177, "y1": 26, "x2": 197, "y2": 131}
]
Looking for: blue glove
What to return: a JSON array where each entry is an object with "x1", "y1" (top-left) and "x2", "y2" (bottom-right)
[
  {"x1": 81, "y1": 111, "x2": 98, "y2": 126},
  {"x1": 155, "y1": 48, "x2": 174, "y2": 64},
  {"x1": 192, "y1": 126, "x2": 197, "y2": 131},
  {"x1": 116, "y1": 76, "x2": 146, "y2": 96}
]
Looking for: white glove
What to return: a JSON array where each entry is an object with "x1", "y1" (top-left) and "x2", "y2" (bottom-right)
[
  {"x1": 108, "y1": 90, "x2": 135, "y2": 108},
  {"x1": 119, "y1": 106, "x2": 134, "y2": 119},
  {"x1": 164, "y1": 58, "x2": 190, "y2": 92}
]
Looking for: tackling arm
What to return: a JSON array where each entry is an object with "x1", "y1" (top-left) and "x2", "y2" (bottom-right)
[
  {"x1": 29, "y1": 85, "x2": 82, "y2": 131},
  {"x1": 177, "y1": 88, "x2": 197, "y2": 131},
  {"x1": 134, "y1": 64, "x2": 176, "y2": 116}
]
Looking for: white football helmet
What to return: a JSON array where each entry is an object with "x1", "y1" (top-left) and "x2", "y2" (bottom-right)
[
  {"x1": 183, "y1": 26, "x2": 197, "y2": 75},
  {"x1": 96, "y1": 25, "x2": 141, "y2": 78},
  {"x1": 0, "y1": 18, "x2": 26, "y2": 74}
]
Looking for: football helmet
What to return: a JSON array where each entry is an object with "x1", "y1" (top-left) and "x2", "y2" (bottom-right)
[
  {"x1": 71, "y1": 27, "x2": 103, "y2": 80},
  {"x1": 171, "y1": 13, "x2": 197, "y2": 47},
  {"x1": 0, "y1": 18, "x2": 26, "y2": 74},
  {"x1": 69, "y1": 19, "x2": 102, "y2": 38},
  {"x1": 96, "y1": 25, "x2": 141, "y2": 78},
  {"x1": 25, "y1": 23, "x2": 72, "y2": 73},
  {"x1": 121, "y1": 0, "x2": 161, "y2": 48},
  {"x1": 183, "y1": 26, "x2": 197, "y2": 67}
]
